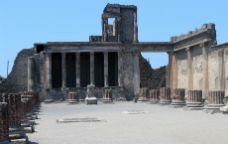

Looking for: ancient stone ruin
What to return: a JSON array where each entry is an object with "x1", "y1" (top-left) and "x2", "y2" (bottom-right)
[{"x1": 1, "y1": 3, "x2": 228, "y2": 143}]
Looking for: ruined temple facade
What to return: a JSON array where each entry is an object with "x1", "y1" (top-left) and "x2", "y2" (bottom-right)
[
  {"x1": 25, "y1": 4, "x2": 228, "y2": 100},
  {"x1": 168, "y1": 24, "x2": 228, "y2": 98}
]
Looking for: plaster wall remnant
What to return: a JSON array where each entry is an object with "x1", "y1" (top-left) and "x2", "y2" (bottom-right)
[{"x1": 3, "y1": 4, "x2": 228, "y2": 101}]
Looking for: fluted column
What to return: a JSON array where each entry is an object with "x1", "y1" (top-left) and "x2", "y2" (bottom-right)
[
  {"x1": 104, "y1": 52, "x2": 108, "y2": 87},
  {"x1": 76, "y1": 53, "x2": 80, "y2": 87},
  {"x1": 90, "y1": 52, "x2": 94, "y2": 85},
  {"x1": 62, "y1": 53, "x2": 66, "y2": 89}
]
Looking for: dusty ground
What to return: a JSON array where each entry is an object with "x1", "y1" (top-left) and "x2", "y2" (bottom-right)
[{"x1": 28, "y1": 102, "x2": 228, "y2": 144}]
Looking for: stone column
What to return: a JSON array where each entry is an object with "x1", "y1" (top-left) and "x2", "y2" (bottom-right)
[
  {"x1": 159, "y1": 87, "x2": 171, "y2": 104},
  {"x1": 166, "y1": 52, "x2": 172, "y2": 88},
  {"x1": 133, "y1": 51, "x2": 140, "y2": 96},
  {"x1": 187, "y1": 47, "x2": 192, "y2": 91},
  {"x1": 186, "y1": 90, "x2": 203, "y2": 107},
  {"x1": 104, "y1": 52, "x2": 109, "y2": 87},
  {"x1": 27, "y1": 57, "x2": 33, "y2": 92},
  {"x1": 171, "y1": 88, "x2": 185, "y2": 106},
  {"x1": 118, "y1": 52, "x2": 123, "y2": 87},
  {"x1": 62, "y1": 53, "x2": 66, "y2": 89},
  {"x1": 90, "y1": 52, "x2": 94, "y2": 85},
  {"x1": 149, "y1": 89, "x2": 159, "y2": 104},
  {"x1": 207, "y1": 90, "x2": 225, "y2": 108},
  {"x1": 170, "y1": 52, "x2": 177, "y2": 89},
  {"x1": 46, "y1": 53, "x2": 52, "y2": 89},
  {"x1": 202, "y1": 43, "x2": 208, "y2": 98},
  {"x1": 76, "y1": 53, "x2": 80, "y2": 87}
]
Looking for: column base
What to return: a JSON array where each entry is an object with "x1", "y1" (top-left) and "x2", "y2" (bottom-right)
[
  {"x1": 186, "y1": 101, "x2": 204, "y2": 107},
  {"x1": 150, "y1": 99, "x2": 159, "y2": 104},
  {"x1": 204, "y1": 105, "x2": 225, "y2": 114},
  {"x1": 85, "y1": 97, "x2": 97, "y2": 105},
  {"x1": 220, "y1": 105, "x2": 228, "y2": 114},
  {"x1": 171, "y1": 100, "x2": 185, "y2": 107},
  {"x1": 159, "y1": 99, "x2": 171, "y2": 105}
]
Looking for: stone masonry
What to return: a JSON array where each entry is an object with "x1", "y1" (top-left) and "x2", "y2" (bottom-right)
[{"x1": 3, "y1": 4, "x2": 228, "y2": 101}]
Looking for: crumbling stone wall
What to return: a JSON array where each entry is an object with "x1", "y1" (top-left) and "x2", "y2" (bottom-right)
[
  {"x1": 5, "y1": 48, "x2": 34, "y2": 92},
  {"x1": 139, "y1": 54, "x2": 166, "y2": 89}
]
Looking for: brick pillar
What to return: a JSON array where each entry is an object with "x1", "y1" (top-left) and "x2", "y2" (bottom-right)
[
  {"x1": 76, "y1": 53, "x2": 80, "y2": 88},
  {"x1": 61, "y1": 53, "x2": 66, "y2": 89},
  {"x1": 186, "y1": 90, "x2": 203, "y2": 107},
  {"x1": 149, "y1": 89, "x2": 160, "y2": 104},
  {"x1": 159, "y1": 87, "x2": 171, "y2": 104},
  {"x1": 171, "y1": 88, "x2": 185, "y2": 106},
  {"x1": 104, "y1": 52, "x2": 109, "y2": 87},
  {"x1": 0, "y1": 102, "x2": 9, "y2": 142}
]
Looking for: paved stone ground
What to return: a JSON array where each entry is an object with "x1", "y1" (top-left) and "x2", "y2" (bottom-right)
[{"x1": 28, "y1": 102, "x2": 228, "y2": 144}]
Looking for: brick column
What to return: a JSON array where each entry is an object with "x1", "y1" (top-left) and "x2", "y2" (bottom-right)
[
  {"x1": 27, "y1": 57, "x2": 34, "y2": 92},
  {"x1": 104, "y1": 52, "x2": 109, "y2": 87},
  {"x1": 76, "y1": 53, "x2": 80, "y2": 88},
  {"x1": 61, "y1": 53, "x2": 66, "y2": 89}
]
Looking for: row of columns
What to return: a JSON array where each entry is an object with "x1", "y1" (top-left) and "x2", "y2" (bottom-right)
[
  {"x1": 167, "y1": 42, "x2": 209, "y2": 98},
  {"x1": 43, "y1": 52, "x2": 120, "y2": 90}
]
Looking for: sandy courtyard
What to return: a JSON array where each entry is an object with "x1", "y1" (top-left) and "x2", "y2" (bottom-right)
[{"x1": 28, "y1": 102, "x2": 228, "y2": 144}]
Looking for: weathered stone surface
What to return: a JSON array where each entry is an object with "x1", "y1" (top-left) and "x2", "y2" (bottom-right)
[
  {"x1": 207, "y1": 91, "x2": 225, "y2": 107},
  {"x1": 85, "y1": 84, "x2": 97, "y2": 104},
  {"x1": 171, "y1": 88, "x2": 185, "y2": 106},
  {"x1": 103, "y1": 88, "x2": 113, "y2": 103},
  {"x1": 0, "y1": 102, "x2": 9, "y2": 142},
  {"x1": 159, "y1": 87, "x2": 171, "y2": 104},
  {"x1": 149, "y1": 89, "x2": 159, "y2": 104},
  {"x1": 67, "y1": 91, "x2": 79, "y2": 104},
  {"x1": 186, "y1": 90, "x2": 203, "y2": 107}
]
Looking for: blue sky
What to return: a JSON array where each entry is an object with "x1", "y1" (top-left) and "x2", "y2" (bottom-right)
[{"x1": 0, "y1": 0, "x2": 228, "y2": 77}]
